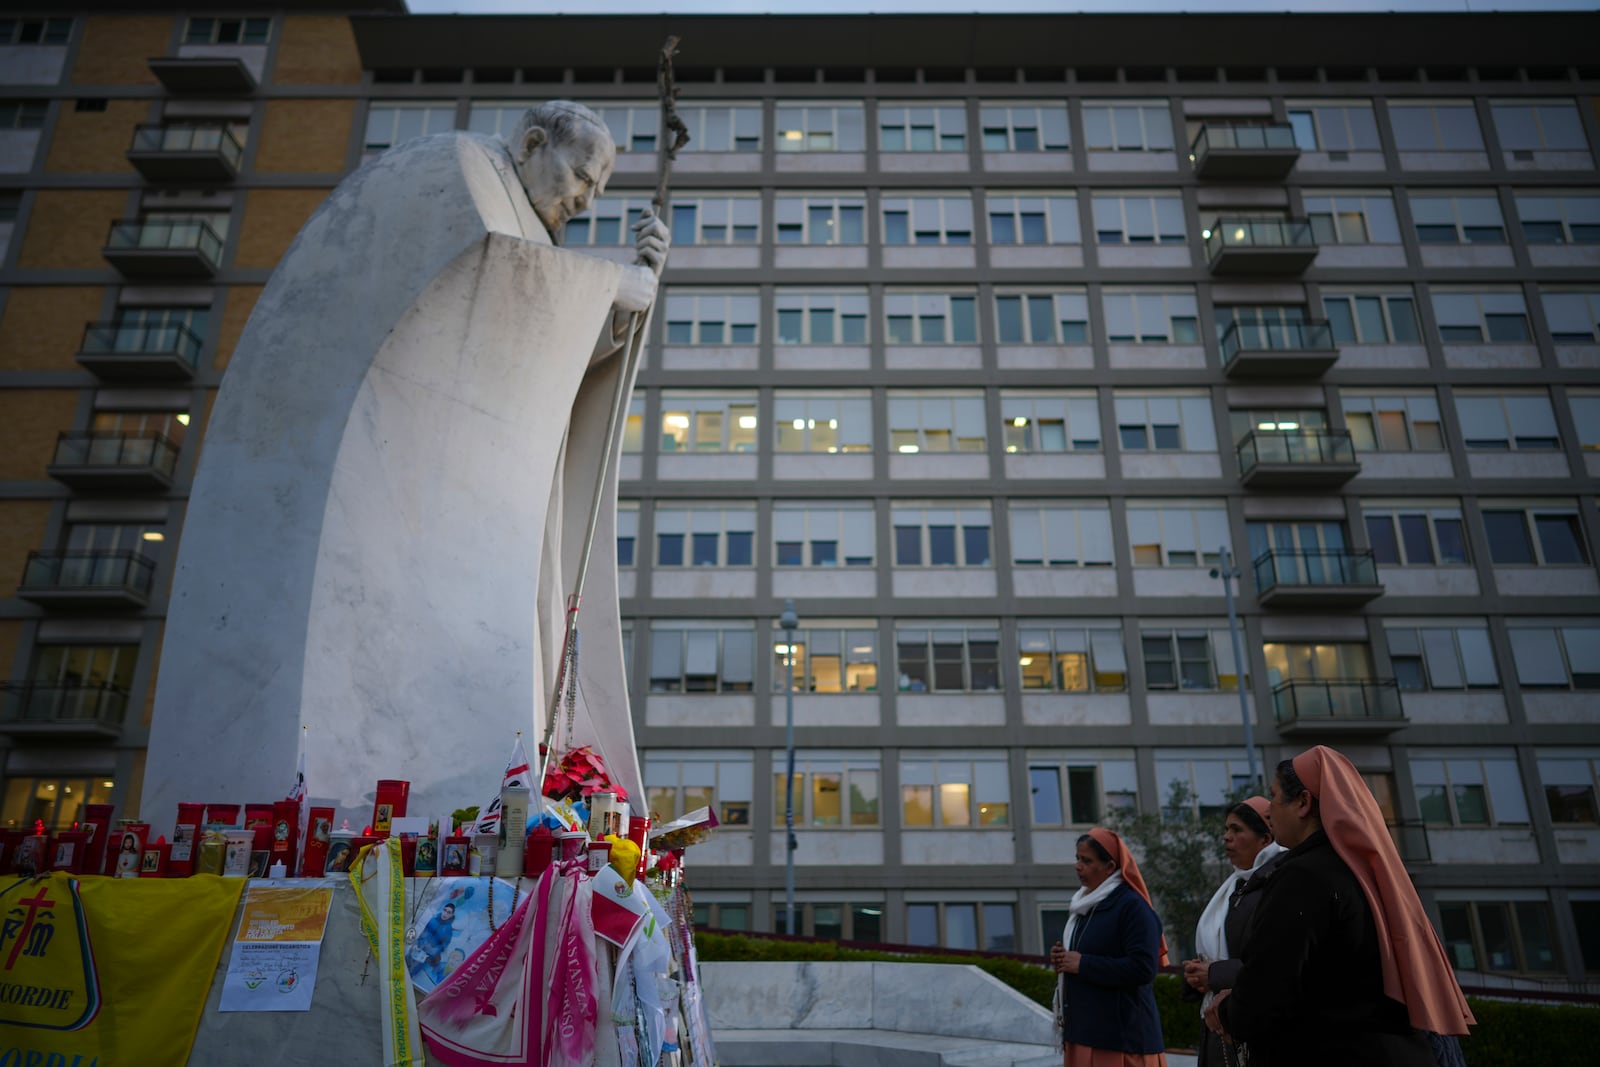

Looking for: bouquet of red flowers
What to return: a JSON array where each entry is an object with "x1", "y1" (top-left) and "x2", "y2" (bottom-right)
[{"x1": 540, "y1": 745, "x2": 627, "y2": 803}]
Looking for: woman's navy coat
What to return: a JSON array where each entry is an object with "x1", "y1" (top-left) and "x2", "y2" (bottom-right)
[{"x1": 1060, "y1": 882, "x2": 1167, "y2": 1054}]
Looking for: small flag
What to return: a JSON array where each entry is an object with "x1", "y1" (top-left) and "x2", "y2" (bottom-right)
[
  {"x1": 472, "y1": 735, "x2": 532, "y2": 837},
  {"x1": 289, "y1": 733, "x2": 308, "y2": 875}
]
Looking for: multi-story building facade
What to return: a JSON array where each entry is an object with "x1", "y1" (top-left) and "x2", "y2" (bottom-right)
[{"x1": 2, "y1": 3, "x2": 1597, "y2": 983}]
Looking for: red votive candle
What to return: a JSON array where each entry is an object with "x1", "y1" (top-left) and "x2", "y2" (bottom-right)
[
  {"x1": 140, "y1": 840, "x2": 170, "y2": 877},
  {"x1": 112, "y1": 824, "x2": 148, "y2": 878},
  {"x1": 170, "y1": 803, "x2": 205, "y2": 877},
  {"x1": 301, "y1": 807, "x2": 334, "y2": 877},
  {"x1": 440, "y1": 834, "x2": 470, "y2": 877},
  {"x1": 81, "y1": 803, "x2": 115, "y2": 877},
  {"x1": 51, "y1": 831, "x2": 89, "y2": 873},
  {"x1": 372, "y1": 780, "x2": 409, "y2": 837},
  {"x1": 206, "y1": 803, "x2": 241, "y2": 827},
  {"x1": 271, "y1": 799, "x2": 299, "y2": 874}
]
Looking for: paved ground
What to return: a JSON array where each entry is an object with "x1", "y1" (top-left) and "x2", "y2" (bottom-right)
[{"x1": 715, "y1": 1030, "x2": 1199, "y2": 1067}]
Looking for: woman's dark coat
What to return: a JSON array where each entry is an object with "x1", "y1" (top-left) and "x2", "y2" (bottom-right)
[
  {"x1": 1060, "y1": 881, "x2": 1167, "y2": 1055},
  {"x1": 1182, "y1": 853, "x2": 1282, "y2": 1067}
]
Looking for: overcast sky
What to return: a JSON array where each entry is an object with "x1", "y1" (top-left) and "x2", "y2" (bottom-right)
[{"x1": 405, "y1": 1, "x2": 1600, "y2": 14}]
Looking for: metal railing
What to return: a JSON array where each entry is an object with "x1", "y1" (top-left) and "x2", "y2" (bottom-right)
[
  {"x1": 129, "y1": 122, "x2": 244, "y2": 168},
  {"x1": 79, "y1": 321, "x2": 204, "y2": 367},
  {"x1": 1218, "y1": 319, "x2": 1335, "y2": 361},
  {"x1": 1253, "y1": 548, "x2": 1378, "y2": 591},
  {"x1": 1204, "y1": 217, "x2": 1316, "y2": 259},
  {"x1": 1271, "y1": 678, "x2": 1402, "y2": 724},
  {"x1": 20, "y1": 551, "x2": 156, "y2": 596},
  {"x1": 0, "y1": 682, "x2": 129, "y2": 728},
  {"x1": 1237, "y1": 428, "x2": 1356, "y2": 474},
  {"x1": 1189, "y1": 122, "x2": 1298, "y2": 159},
  {"x1": 51, "y1": 431, "x2": 180, "y2": 477},
  {"x1": 104, "y1": 218, "x2": 224, "y2": 264}
]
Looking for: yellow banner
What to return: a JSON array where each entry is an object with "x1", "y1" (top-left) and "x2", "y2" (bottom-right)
[{"x1": 0, "y1": 872, "x2": 244, "y2": 1065}]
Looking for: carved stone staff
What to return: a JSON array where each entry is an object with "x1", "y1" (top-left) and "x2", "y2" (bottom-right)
[{"x1": 539, "y1": 36, "x2": 688, "y2": 792}]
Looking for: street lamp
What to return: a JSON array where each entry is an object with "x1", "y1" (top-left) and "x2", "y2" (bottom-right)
[
  {"x1": 1209, "y1": 545, "x2": 1261, "y2": 791},
  {"x1": 779, "y1": 598, "x2": 799, "y2": 936}
]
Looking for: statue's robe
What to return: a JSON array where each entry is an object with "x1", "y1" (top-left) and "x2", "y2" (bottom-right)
[{"x1": 142, "y1": 132, "x2": 643, "y2": 825}]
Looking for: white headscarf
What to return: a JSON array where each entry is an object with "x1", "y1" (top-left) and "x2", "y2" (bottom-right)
[{"x1": 1193, "y1": 841, "x2": 1283, "y2": 1015}]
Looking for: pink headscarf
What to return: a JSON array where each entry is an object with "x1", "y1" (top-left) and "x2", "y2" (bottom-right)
[
  {"x1": 1242, "y1": 795, "x2": 1272, "y2": 829},
  {"x1": 1292, "y1": 746, "x2": 1474, "y2": 1035},
  {"x1": 1088, "y1": 826, "x2": 1169, "y2": 966}
]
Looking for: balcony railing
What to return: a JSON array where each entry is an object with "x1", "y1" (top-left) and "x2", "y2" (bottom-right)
[
  {"x1": 1204, "y1": 217, "x2": 1319, "y2": 275},
  {"x1": 19, "y1": 551, "x2": 156, "y2": 604},
  {"x1": 0, "y1": 682, "x2": 129, "y2": 735},
  {"x1": 1254, "y1": 549, "x2": 1379, "y2": 591},
  {"x1": 147, "y1": 56, "x2": 257, "y2": 94},
  {"x1": 1189, "y1": 123, "x2": 1301, "y2": 179},
  {"x1": 48, "y1": 431, "x2": 180, "y2": 490},
  {"x1": 1191, "y1": 123, "x2": 1299, "y2": 155},
  {"x1": 127, "y1": 122, "x2": 244, "y2": 180},
  {"x1": 1272, "y1": 678, "x2": 1404, "y2": 731},
  {"x1": 1218, "y1": 319, "x2": 1339, "y2": 377},
  {"x1": 102, "y1": 219, "x2": 223, "y2": 277},
  {"x1": 1237, "y1": 428, "x2": 1356, "y2": 472},
  {"x1": 77, "y1": 321, "x2": 203, "y2": 379}
]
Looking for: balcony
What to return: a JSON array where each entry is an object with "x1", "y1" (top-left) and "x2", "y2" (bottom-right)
[
  {"x1": 47, "y1": 432, "x2": 179, "y2": 492},
  {"x1": 148, "y1": 55, "x2": 257, "y2": 94},
  {"x1": 126, "y1": 123, "x2": 243, "y2": 182},
  {"x1": 1188, "y1": 123, "x2": 1301, "y2": 180},
  {"x1": 1272, "y1": 679, "x2": 1405, "y2": 736},
  {"x1": 76, "y1": 321, "x2": 202, "y2": 381},
  {"x1": 17, "y1": 552, "x2": 156, "y2": 610},
  {"x1": 1237, "y1": 429, "x2": 1360, "y2": 488},
  {"x1": 1219, "y1": 319, "x2": 1338, "y2": 378},
  {"x1": 102, "y1": 219, "x2": 223, "y2": 278},
  {"x1": 1204, "y1": 217, "x2": 1318, "y2": 275},
  {"x1": 0, "y1": 683, "x2": 128, "y2": 738},
  {"x1": 1253, "y1": 549, "x2": 1383, "y2": 608}
]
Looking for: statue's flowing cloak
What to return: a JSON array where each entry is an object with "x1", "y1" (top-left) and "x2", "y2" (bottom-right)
[{"x1": 142, "y1": 132, "x2": 643, "y2": 823}]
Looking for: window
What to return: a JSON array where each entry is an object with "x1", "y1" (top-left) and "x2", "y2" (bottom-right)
[
  {"x1": 1083, "y1": 102, "x2": 1174, "y2": 152},
  {"x1": 980, "y1": 104, "x2": 1070, "y2": 151},
  {"x1": 774, "y1": 290, "x2": 868, "y2": 345},
  {"x1": 1263, "y1": 643, "x2": 1376, "y2": 689},
  {"x1": 0, "y1": 101, "x2": 46, "y2": 130},
  {"x1": 102, "y1": 306, "x2": 209, "y2": 361},
  {"x1": 1439, "y1": 900, "x2": 1561, "y2": 974},
  {"x1": 773, "y1": 503, "x2": 874, "y2": 568},
  {"x1": 892, "y1": 507, "x2": 991, "y2": 567},
  {"x1": 183, "y1": 16, "x2": 270, "y2": 45},
  {"x1": 0, "y1": 192, "x2": 13, "y2": 261},
  {"x1": 653, "y1": 504, "x2": 755, "y2": 568},
  {"x1": 1387, "y1": 627, "x2": 1499, "y2": 691},
  {"x1": 1103, "y1": 290, "x2": 1199, "y2": 344},
  {"x1": 679, "y1": 104, "x2": 761, "y2": 153},
  {"x1": 1542, "y1": 291, "x2": 1600, "y2": 344},
  {"x1": 1324, "y1": 293, "x2": 1421, "y2": 345},
  {"x1": 566, "y1": 194, "x2": 653, "y2": 246},
  {"x1": 622, "y1": 398, "x2": 643, "y2": 454},
  {"x1": 647, "y1": 623, "x2": 754, "y2": 693},
  {"x1": 1304, "y1": 193, "x2": 1401, "y2": 244},
  {"x1": 888, "y1": 394, "x2": 986, "y2": 454},
  {"x1": 1091, "y1": 194, "x2": 1186, "y2": 245},
  {"x1": 1432, "y1": 292, "x2": 1531, "y2": 344},
  {"x1": 906, "y1": 902, "x2": 1016, "y2": 952},
  {"x1": 1141, "y1": 631, "x2": 1245, "y2": 692},
  {"x1": 895, "y1": 627, "x2": 1001, "y2": 693},
  {"x1": 881, "y1": 196, "x2": 973, "y2": 245},
  {"x1": 1411, "y1": 194, "x2": 1507, "y2": 244},
  {"x1": 775, "y1": 194, "x2": 865, "y2": 245},
  {"x1": 884, "y1": 291, "x2": 977, "y2": 345},
  {"x1": 1153, "y1": 755, "x2": 1259, "y2": 818},
  {"x1": 995, "y1": 291, "x2": 1088, "y2": 345},
  {"x1": 1388, "y1": 102, "x2": 1484, "y2": 151},
  {"x1": 364, "y1": 103, "x2": 455, "y2": 153},
  {"x1": 0, "y1": 18, "x2": 72, "y2": 45},
  {"x1": 643, "y1": 750, "x2": 752, "y2": 826},
  {"x1": 987, "y1": 195, "x2": 1079, "y2": 246},
  {"x1": 772, "y1": 627, "x2": 878, "y2": 693},
  {"x1": 1018, "y1": 628, "x2": 1127, "y2": 692},
  {"x1": 1, "y1": 778, "x2": 113, "y2": 834},
  {"x1": 664, "y1": 292, "x2": 759, "y2": 345},
  {"x1": 878, "y1": 105, "x2": 966, "y2": 152},
  {"x1": 1483, "y1": 507, "x2": 1588, "y2": 566},
  {"x1": 1114, "y1": 394, "x2": 1216, "y2": 452},
  {"x1": 467, "y1": 102, "x2": 534, "y2": 138},
  {"x1": 1009, "y1": 506, "x2": 1115, "y2": 569},
  {"x1": 900, "y1": 753, "x2": 1009, "y2": 826},
  {"x1": 1455, "y1": 394, "x2": 1559, "y2": 451},
  {"x1": 771, "y1": 903, "x2": 881, "y2": 942},
  {"x1": 695, "y1": 901, "x2": 750, "y2": 932},
  {"x1": 1000, "y1": 392, "x2": 1100, "y2": 453},
  {"x1": 1573, "y1": 394, "x2": 1600, "y2": 451},
  {"x1": 668, "y1": 196, "x2": 760, "y2": 245},
  {"x1": 616, "y1": 502, "x2": 638, "y2": 566},
  {"x1": 1515, "y1": 193, "x2": 1600, "y2": 244},
  {"x1": 658, "y1": 393, "x2": 757, "y2": 453},
  {"x1": 1364, "y1": 505, "x2": 1468, "y2": 566},
  {"x1": 1491, "y1": 100, "x2": 1589, "y2": 152},
  {"x1": 1287, "y1": 101, "x2": 1380, "y2": 151},
  {"x1": 1413, "y1": 754, "x2": 1529, "y2": 827},
  {"x1": 1342, "y1": 393, "x2": 1442, "y2": 451},
  {"x1": 773, "y1": 393, "x2": 871, "y2": 453},
  {"x1": 1029, "y1": 753, "x2": 1137, "y2": 825},
  {"x1": 772, "y1": 751, "x2": 879, "y2": 826},
  {"x1": 1509, "y1": 626, "x2": 1600, "y2": 689},
  {"x1": 592, "y1": 104, "x2": 658, "y2": 153},
  {"x1": 1127, "y1": 504, "x2": 1230, "y2": 567},
  {"x1": 1537, "y1": 755, "x2": 1600, "y2": 824},
  {"x1": 25, "y1": 644, "x2": 137, "y2": 722},
  {"x1": 775, "y1": 104, "x2": 864, "y2": 152}
]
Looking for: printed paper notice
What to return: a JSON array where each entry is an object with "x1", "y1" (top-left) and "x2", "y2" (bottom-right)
[{"x1": 220, "y1": 884, "x2": 335, "y2": 1012}]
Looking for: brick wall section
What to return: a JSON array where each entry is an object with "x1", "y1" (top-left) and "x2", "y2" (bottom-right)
[
  {"x1": 0, "y1": 391, "x2": 80, "y2": 480},
  {"x1": 0, "y1": 501, "x2": 53, "y2": 593},
  {"x1": 0, "y1": 287, "x2": 104, "y2": 371},
  {"x1": 214, "y1": 285, "x2": 261, "y2": 370},
  {"x1": 44, "y1": 99, "x2": 147, "y2": 174},
  {"x1": 17, "y1": 190, "x2": 128, "y2": 270},
  {"x1": 71, "y1": 16, "x2": 170, "y2": 86},
  {"x1": 0, "y1": 620, "x2": 23, "y2": 677},
  {"x1": 234, "y1": 189, "x2": 330, "y2": 269},
  {"x1": 274, "y1": 16, "x2": 364, "y2": 84},
  {"x1": 256, "y1": 99, "x2": 354, "y2": 174}
]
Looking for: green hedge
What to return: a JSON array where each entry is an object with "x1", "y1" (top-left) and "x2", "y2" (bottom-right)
[{"x1": 692, "y1": 932, "x2": 1599, "y2": 1065}]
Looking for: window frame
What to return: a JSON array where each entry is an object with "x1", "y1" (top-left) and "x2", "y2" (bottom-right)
[
  {"x1": 1008, "y1": 505, "x2": 1115, "y2": 570},
  {"x1": 1387, "y1": 626, "x2": 1500, "y2": 691},
  {"x1": 772, "y1": 502, "x2": 875, "y2": 569},
  {"x1": 1514, "y1": 193, "x2": 1600, "y2": 245},
  {"x1": 1540, "y1": 291, "x2": 1600, "y2": 344},
  {"x1": 652, "y1": 503, "x2": 757, "y2": 569},
  {"x1": 881, "y1": 195, "x2": 975, "y2": 247},
  {"x1": 979, "y1": 103, "x2": 1070, "y2": 152},
  {"x1": 1482, "y1": 507, "x2": 1590, "y2": 567},
  {"x1": 1410, "y1": 193, "x2": 1509, "y2": 245},
  {"x1": 1082, "y1": 101, "x2": 1175, "y2": 152},
  {"x1": 646, "y1": 623, "x2": 756, "y2": 694},
  {"x1": 362, "y1": 101, "x2": 456, "y2": 154},
  {"x1": 994, "y1": 290, "x2": 1089, "y2": 345},
  {"x1": 1438, "y1": 898, "x2": 1563, "y2": 975},
  {"x1": 774, "y1": 193, "x2": 866, "y2": 246},
  {"x1": 1304, "y1": 191, "x2": 1402, "y2": 245},
  {"x1": 887, "y1": 393, "x2": 987, "y2": 455},
  {"x1": 667, "y1": 195, "x2": 761, "y2": 246},
  {"x1": 1454, "y1": 393, "x2": 1561, "y2": 452},
  {"x1": 884, "y1": 291, "x2": 978, "y2": 345},
  {"x1": 1432, "y1": 291, "x2": 1532, "y2": 345},
  {"x1": 771, "y1": 750, "x2": 881, "y2": 827},
  {"x1": 899, "y1": 752, "x2": 1011, "y2": 827},
  {"x1": 663, "y1": 290, "x2": 760, "y2": 346},
  {"x1": 642, "y1": 749, "x2": 754, "y2": 827},
  {"x1": 1103, "y1": 289, "x2": 1200, "y2": 344},
  {"x1": 774, "y1": 289, "x2": 869, "y2": 346},
  {"x1": 906, "y1": 900, "x2": 1017, "y2": 952},
  {"x1": 1090, "y1": 193, "x2": 1187, "y2": 246},
  {"x1": 775, "y1": 103, "x2": 865, "y2": 153},
  {"x1": 1017, "y1": 628, "x2": 1128, "y2": 693},
  {"x1": 891, "y1": 505, "x2": 993, "y2": 568},
  {"x1": 1363, "y1": 505, "x2": 1469, "y2": 567},
  {"x1": 894, "y1": 627, "x2": 1002, "y2": 694},
  {"x1": 877, "y1": 104, "x2": 967, "y2": 153},
  {"x1": 657, "y1": 392, "x2": 759, "y2": 454},
  {"x1": 1126, "y1": 503, "x2": 1231, "y2": 568},
  {"x1": 677, "y1": 103, "x2": 762, "y2": 154},
  {"x1": 986, "y1": 194, "x2": 1080, "y2": 247},
  {"x1": 1508, "y1": 626, "x2": 1600, "y2": 690},
  {"x1": 1113, "y1": 393, "x2": 1218, "y2": 453},
  {"x1": 1140, "y1": 630, "x2": 1245, "y2": 693},
  {"x1": 1323, "y1": 293, "x2": 1422, "y2": 345},
  {"x1": 773, "y1": 392, "x2": 872, "y2": 454},
  {"x1": 1286, "y1": 100, "x2": 1381, "y2": 152},
  {"x1": 1387, "y1": 100, "x2": 1486, "y2": 152},
  {"x1": 999, "y1": 392, "x2": 1101, "y2": 454}
]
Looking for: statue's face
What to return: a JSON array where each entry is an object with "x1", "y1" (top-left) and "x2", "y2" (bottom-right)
[{"x1": 516, "y1": 123, "x2": 615, "y2": 238}]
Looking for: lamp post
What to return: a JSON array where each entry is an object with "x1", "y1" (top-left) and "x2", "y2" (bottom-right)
[
  {"x1": 1210, "y1": 545, "x2": 1261, "y2": 790},
  {"x1": 780, "y1": 598, "x2": 799, "y2": 936}
]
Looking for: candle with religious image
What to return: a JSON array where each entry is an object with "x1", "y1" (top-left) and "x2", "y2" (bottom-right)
[
  {"x1": 495, "y1": 785, "x2": 530, "y2": 877},
  {"x1": 50, "y1": 830, "x2": 89, "y2": 874},
  {"x1": 168, "y1": 802, "x2": 205, "y2": 876},
  {"x1": 301, "y1": 806, "x2": 334, "y2": 877},
  {"x1": 271, "y1": 798, "x2": 299, "y2": 874},
  {"x1": 440, "y1": 834, "x2": 469, "y2": 877},
  {"x1": 115, "y1": 824, "x2": 149, "y2": 879},
  {"x1": 80, "y1": 803, "x2": 114, "y2": 877},
  {"x1": 222, "y1": 830, "x2": 253, "y2": 877},
  {"x1": 0, "y1": 829, "x2": 23, "y2": 874},
  {"x1": 140, "y1": 839, "x2": 170, "y2": 877},
  {"x1": 371, "y1": 779, "x2": 409, "y2": 837},
  {"x1": 205, "y1": 802, "x2": 241, "y2": 828}
]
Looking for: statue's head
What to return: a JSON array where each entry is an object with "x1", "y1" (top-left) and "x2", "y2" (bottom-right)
[{"x1": 509, "y1": 101, "x2": 617, "y2": 239}]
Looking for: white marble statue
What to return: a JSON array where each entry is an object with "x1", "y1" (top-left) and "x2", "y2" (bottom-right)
[{"x1": 142, "y1": 102, "x2": 667, "y2": 827}]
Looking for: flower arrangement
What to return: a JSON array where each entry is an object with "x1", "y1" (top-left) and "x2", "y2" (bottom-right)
[{"x1": 540, "y1": 745, "x2": 625, "y2": 803}]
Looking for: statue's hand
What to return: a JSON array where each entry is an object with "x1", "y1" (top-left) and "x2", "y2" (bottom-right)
[
  {"x1": 614, "y1": 264, "x2": 658, "y2": 314},
  {"x1": 633, "y1": 208, "x2": 670, "y2": 277}
]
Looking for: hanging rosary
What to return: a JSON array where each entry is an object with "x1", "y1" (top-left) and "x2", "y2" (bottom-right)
[{"x1": 486, "y1": 876, "x2": 522, "y2": 932}]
